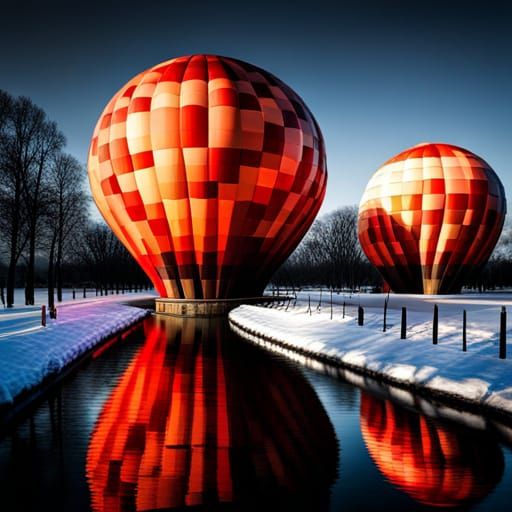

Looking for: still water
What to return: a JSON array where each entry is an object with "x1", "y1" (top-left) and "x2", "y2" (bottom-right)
[{"x1": 1, "y1": 314, "x2": 511, "y2": 511}]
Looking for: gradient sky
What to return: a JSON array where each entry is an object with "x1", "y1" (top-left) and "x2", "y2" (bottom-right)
[{"x1": 1, "y1": 0, "x2": 511, "y2": 215}]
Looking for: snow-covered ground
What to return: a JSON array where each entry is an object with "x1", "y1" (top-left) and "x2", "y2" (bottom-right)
[
  {"x1": 229, "y1": 292, "x2": 512, "y2": 417},
  {"x1": 0, "y1": 291, "x2": 156, "y2": 406}
]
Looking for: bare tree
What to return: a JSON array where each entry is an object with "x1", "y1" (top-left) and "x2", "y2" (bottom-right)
[
  {"x1": 272, "y1": 206, "x2": 379, "y2": 291},
  {"x1": 0, "y1": 94, "x2": 41, "y2": 306},
  {"x1": 45, "y1": 153, "x2": 88, "y2": 308},
  {"x1": 22, "y1": 113, "x2": 65, "y2": 305},
  {"x1": 78, "y1": 222, "x2": 142, "y2": 293}
]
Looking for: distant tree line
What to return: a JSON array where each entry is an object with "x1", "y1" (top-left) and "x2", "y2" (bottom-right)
[
  {"x1": 0, "y1": 90, "x2": 150, "y2": 308},
  {"x1": 272, "y1": 206, "x2": 381, "y2": 291}
]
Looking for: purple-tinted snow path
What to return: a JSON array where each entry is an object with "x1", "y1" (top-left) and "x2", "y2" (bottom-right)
[{"x1": 0, "y1": 294, "x2": 153, "y2": 405}]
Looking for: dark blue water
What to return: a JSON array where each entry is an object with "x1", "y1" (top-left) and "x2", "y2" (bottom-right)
[{"x1": 1, "y1": 314, "x2": 511, "y2": 511}]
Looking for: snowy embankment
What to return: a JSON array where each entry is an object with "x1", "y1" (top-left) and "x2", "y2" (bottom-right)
[
  {"x1": 0, "y1": 294, "x2": 154, "y2": 405},
  {"x1": 229, "y1": 294, "x2": 512, "y2": 417}
]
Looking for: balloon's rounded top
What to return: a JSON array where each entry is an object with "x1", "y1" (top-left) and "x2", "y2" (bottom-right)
[
  {"x1": 384, "y1": 142, "x2": 491, "y2": 167},
  {"x1": 88, "y1": 54, "x2": 327, "y2": 300}
]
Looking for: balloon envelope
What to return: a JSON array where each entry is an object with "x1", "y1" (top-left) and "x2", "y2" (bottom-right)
[
  {"x1": 88, "y1": 55, "x2": 327, "y2": 299},
  {"x1": 358, "y1": 143, "x2": 506, "y2": 294}
]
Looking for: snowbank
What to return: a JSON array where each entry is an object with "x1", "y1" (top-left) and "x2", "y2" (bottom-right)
[
  {"x1": 0, "y1": 298, "x2": 151, "y2": 405},
  {"x1": 229, "y1": 298, "x2": 512, "y2": 417}
]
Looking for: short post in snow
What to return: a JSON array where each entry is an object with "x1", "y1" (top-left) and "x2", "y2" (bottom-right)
[
  {"x1": 83, "y1": 287, "x2": 86, "y2": 299},
  {"x1": 400, "y1": 307, "x2": 407, "y2": 339},
  {"x1": 343, "y1": 301, "x2": 346, "y2": 319},
  {"x1": 317, "y1": 288, "x2": 322, "y2": 311},
  {"x1": 330, "y1": 288, "x2": 333, "y2": 320},
  {"x1": 72, "y1": 289, "x2": 76, "y2": 300},
  {"x1": 462, "y1": 309, "x2": 467, "y2": 352},
  {"x1": 41, "y1": 305, "x2": 46, "y2": 327},
  {"x1": 95, "y1": 288, "x2": 98, "y2": 297},
  {"x1": 499, "y1": 306, "x2": 507, "y2": 359},
  {"x1": 307, "y1": 295, "x2": 312, "y2": 315},
  {"x1": 383, "y1": 296, "x2": 388, "y2": 332},
  {"x1": 358, "y1": 306, "x2": 364, "y2": 326},
  {"x1": 433, "y1": 304, "x2": 438, "y2": 345}
]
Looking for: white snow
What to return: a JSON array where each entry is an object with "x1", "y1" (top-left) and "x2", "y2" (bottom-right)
[
  {"x1": 0, "y1": 291, "x2": 155, "y2": 405},
  {"x1": 229, "y1": 292, "x2": 512, "y2": 416}
]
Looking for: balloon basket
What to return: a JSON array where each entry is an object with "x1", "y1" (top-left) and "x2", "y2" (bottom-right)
[{"x1": 154, "y1": 296, "x2": 289, "y2": 317}]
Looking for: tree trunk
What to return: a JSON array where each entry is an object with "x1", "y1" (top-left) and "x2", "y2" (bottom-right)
[
  {"x1": 25, "y1": 225, "x2": 36, "y2": 305},
  {"x1": 6, "y1": 257, "x2": 16, "y2": 308},
  {"x1": 56, "y1": 232, "x2": 63, "y2": 302},
  {"x1": 6, "y1": 186, "x2": 21, "y2": 308},
  {"x1": 48, "y1": 232, "x2": 56, "y2": 310}
]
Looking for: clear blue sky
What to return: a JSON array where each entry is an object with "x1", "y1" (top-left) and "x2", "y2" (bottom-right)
[{"x1": 1, "y1": 0, "x2": 511, "y2": 214}]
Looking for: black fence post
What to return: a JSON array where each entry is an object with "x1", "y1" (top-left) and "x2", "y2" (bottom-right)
[
  {"x1": 330, "y1": 289, "x2": 333, "y2": 320},
  {"x1": 462, "y1": 309, "x2": 467, "y2": 352},
  {"x1": 358, "y1": 306, "x2": 364, "y2": 326},
  {"x1": 41, "y1": 305, "x2": 46, "y2": 327},
  {"x1": 400, "y1": 307, "x2": 407, "y2": 339},
  {"x1": 342, "y1": 301, "x2": 346, "y2": 319},
  {"x1": 433, "y1": 305, "x2": 438, "y2": 345},
  {"x1": 317, "y1": 288, "x2": 322, "y2": 311},
  {"x1": 383, "y1": 297, "x2": 388, "y2": 332},
  {"x1": 500, "y1": 306, "x2": 507, "y2": 359},
  {"x1": 72, "y1": 289, "x2": 75, "y2": 300},
  {"x1": 307, "y1": 295, "x2": 312, "y2": 316},
  {"x1": 83, "y1": 287, "x2": 86, "y2": 299}
]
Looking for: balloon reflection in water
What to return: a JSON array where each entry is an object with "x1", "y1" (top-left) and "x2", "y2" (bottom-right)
[
  {"x1": 360, "y1": 392, "x2": 504, "y2": 508},
  {"x1": 87, "y1": 317, "x2": 337, "y2": 511}
]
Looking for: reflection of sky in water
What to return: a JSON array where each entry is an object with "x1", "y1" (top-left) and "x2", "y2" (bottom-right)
[{"x1": 1, "y1": 315, "x2": 512, "y2": 511}]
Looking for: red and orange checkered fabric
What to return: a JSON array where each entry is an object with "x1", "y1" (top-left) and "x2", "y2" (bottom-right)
[
  {"x1": 358, "y1": 143, "x2": 506, "y2": 294},
  {"x1": 360, "y1": 392, "x2": 503, "y2": 507},
  {"x1": 86, "y1": 317, "x2": 337, "y2": 510},
  {"x1": 88, "y1": 55, "x2": 327, "y2": 299}
]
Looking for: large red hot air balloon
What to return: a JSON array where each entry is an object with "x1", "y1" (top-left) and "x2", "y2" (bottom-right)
[
  {"x1": 358, "y1": 143, "x2": 506, "y2": 294},
  {"x1": 88, "y1": 55, "x2": 327, "y2": 299},
  {"x1": 360, "y1": 392, "x2": 504, "y2": 508},
  {"x1": 86, "y1": 316, "x2": 338, "y2": 511}
]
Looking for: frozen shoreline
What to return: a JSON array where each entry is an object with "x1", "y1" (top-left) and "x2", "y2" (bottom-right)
[
  {"x1": 0, "y1": 294, "x2": 154, "y2": 406},
  {"x1": 229, "y1": 294, "x2": 512, "y2": 418}
]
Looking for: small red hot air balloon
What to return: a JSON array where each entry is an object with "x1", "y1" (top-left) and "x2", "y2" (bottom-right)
[
  {"x1": 358, "y1": 143, "x2": 506, "y2": 294},
  {"x1": 88, "y1": 55, "x2": 327, "y2": 299}
]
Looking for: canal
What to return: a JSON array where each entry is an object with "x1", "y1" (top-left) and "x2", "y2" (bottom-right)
[{"x1": 1, "y1": 313, "x2": 512, "y2": 511}]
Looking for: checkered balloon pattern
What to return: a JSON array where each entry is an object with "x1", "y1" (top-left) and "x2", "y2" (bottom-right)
[
  {"x1": 358, "y1": 143, "x2": 506, "y2": 294},
  {"x1": 86, "y1": 318, "x2": 337, "y2": 510},
  {"x1": 88, "y1": 55, "x2": 327, "y2": 299},
  {"x1": 360, "y1": 392, "x2": 503, "y2": 507}
]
